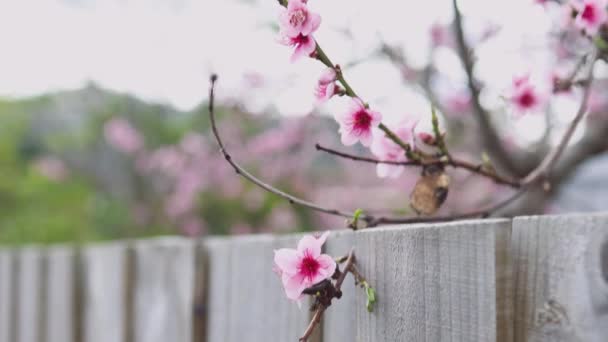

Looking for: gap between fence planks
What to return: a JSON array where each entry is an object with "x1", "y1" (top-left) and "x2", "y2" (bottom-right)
[{"x1": 0, "y1": 213, "x2": 607, "y2": 342}]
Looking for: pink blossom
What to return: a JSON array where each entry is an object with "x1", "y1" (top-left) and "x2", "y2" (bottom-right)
[
  {"x1": 334, "y1": 99, "x2": 382, "y2": 147},
  {"x1": 571, "y1": 0, "x2": 608, "y2": 35},
  {"x1": 279, "y1": 34, "x2": 317, "y2": 63},
  {"x1": 370, "y1": 121, "x2": 417, "y2": 178},
  {"x1": 444, "y1": 92, "x2": 472, "y2": 116},
  {"x1": 180, "y1": 217, "x2": 206, "y2": 237},
  {"x1": 278, "y1": 0, "x2": 321, "y2": 38},
  {"x1": 33, "y1": 156, "x2": 69, "y2": 181},
  {"x1": 508, "y1": 74, "x2": 545, "y2": 116},
  {"x1": 104, "y1": 117, "x2": 144, "y2": 154},
  {"x1": 314, "y1": 68, "x2": 338, "y2": 103},
  {"x1": 273, "y1": 231, "x2": 336, "y2": 301},
  {"x1": 430, "y1": 22, "x2": 453, "y2": 48}
]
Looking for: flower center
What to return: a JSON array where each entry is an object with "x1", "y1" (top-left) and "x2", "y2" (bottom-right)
[
  {"x1": 581, "y1": 4, "x2": 596, "y2": 22},
  {"x1": 353, "y1": 110, "x2": 372, "y2": 132},
  {"x1": 299, "y1": 252, "x2": 320, "y2": 281},
  {"x1": 518, "y1": 91, "x2": 536, "y2": 108},
  {"x1": 293, "y1": 34, "x2": 309, "y2": 45},
  {"x1": 289, "y1": 9, "x2": 307, "y2": 27}
]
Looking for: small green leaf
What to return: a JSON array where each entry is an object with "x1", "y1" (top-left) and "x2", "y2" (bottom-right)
[
  {"x1": 594, "y1": 36, "x2": 608, "y2": 51},
  {"x1": 349, "y1": 208, "x2": 364, "y2": 230},
  {"x1": 365, "y1": 286, "x2": 377, "y2": 312}
]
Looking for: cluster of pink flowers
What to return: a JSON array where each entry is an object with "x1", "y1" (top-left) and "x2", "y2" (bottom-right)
[
  {"x1": 104, "y1": 117, "x2": 144, "y2": 154},
  {"x1": 278, "y1": 0, "x2": 321, "y2": 62},
  {"x1": 273, "y1": 231, "x2": 336, "y2": 302}
]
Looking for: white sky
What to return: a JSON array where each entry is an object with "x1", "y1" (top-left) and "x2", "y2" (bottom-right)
[{"x1": 0, "y1": 0, "x2": 554, "y2": 117}]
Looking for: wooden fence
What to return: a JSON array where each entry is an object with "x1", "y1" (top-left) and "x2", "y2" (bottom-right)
[{"x1": 1, "y1": 213, "x2": 608, "y2": 341}]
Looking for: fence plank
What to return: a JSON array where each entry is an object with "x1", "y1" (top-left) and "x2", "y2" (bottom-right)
[
  {"x1": 205, "y1": 238, "x2": 232, "y2": 342},
  {"x1": 16, "y1": 248, "x2": 43, "y2": 342},
  {"x1": 227, "y1": 235, "x2": 274, "y2": 341},
  {"x1": 205, "y1": 235, "x2": 312, "y2": 342},
  {"x1": 133, "y1": 238, "x2": 194, "y2": 342},
  {"x1": 0, "y1": 250, "x2": 12, "y2": 342},
  {"x1": 192, "y1": 240, "x2": 207, "y2": 342},
  {"x1": 511, "y1": 213, "x2": 608, "y2": 342},
  {"x1": 353, "y1": 219, "x2": 508, "y2": 341},
  {"x1": 82, "y1": 243, "x2": 127, "y2": 342},
  {"x1": 45, "y1": 247, "x2": 75, "y2": 342},
  {"x1": 323, "y1": 230, "x2": 356, "y2": 342}
]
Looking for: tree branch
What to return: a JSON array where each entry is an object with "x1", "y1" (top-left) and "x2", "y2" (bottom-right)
[
  {"x1": 315, "y1": 143, "x2": 522, "y2": 187},
  {"x1": 299, "y1": 248, "x2": 355, "y2": 342},
  {"x1": 207, "y1": 75, "x2": 356, "y2": 221},
  {"x1": 207, "y1": 75, "x2": 529, "y2": 227},
  {"x1": 452, "y1": 0, "x2": 521, "y2": 175}
]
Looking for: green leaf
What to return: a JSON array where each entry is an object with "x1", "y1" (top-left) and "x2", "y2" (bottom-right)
[
  {"x1": 594, "y1": 36, "x2": 608, "y2": 51},
  {"x1": 365, "y1": 286, "x2": 377, "y2": 312}
]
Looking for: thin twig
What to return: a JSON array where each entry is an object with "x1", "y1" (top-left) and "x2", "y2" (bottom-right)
[
  {"x1": 522, "y1": 51, "x2": 598, "y2": 185},
  {"x1": 299, "y1": 248, "x2": 355, "y2": 342},
  {"x1": 315, "y1": 143, "x2": 521, "y2": 187},
  {"x1": 208, "y1": 75, "x2": 355, "y2": 221},
  {"x1": 452, "y1": 0, "x2": 520, "y2": 175}
]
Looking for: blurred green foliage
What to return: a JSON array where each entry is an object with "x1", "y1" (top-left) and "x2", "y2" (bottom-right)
[{"x1": 0, "y1": 85, "x2": 322, "y2": 245}]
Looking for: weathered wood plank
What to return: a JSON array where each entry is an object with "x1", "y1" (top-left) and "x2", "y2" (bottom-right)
[
  {"x1": 227, "y1": 235, "x2": 275, "y2": 341},
  {"x1": 45, "y1": 247, "x2": 75, "y2": 342},
  {"x1": 496, "y1": 220, "x2": 514, "y2": 342},
  {"x1": 353, "y1": 219, "x2": 509, "y2": 341},
  {"x1": 205, "y1": 234, "x2": 312, "y2": 342},
  {"x1": 0, "y1": 250, "x2": 12, "y2": 342},
  {"x1": 133, "y1": 238, "x2": 194, "y2": 342},
  {"x1": 322, "y1": 230, "x2": 356, "y2": 342},
  {"x1": 204, "y1": 238, "x2": 232, "y2": 342},
  {"x1": 82, "y1": 243, "x2": 127, "y2": 342},
  {"x1": 192, "y1": 240, "x2": 207, "y2": 342},
  {"x1": 16, "y1": 248, "x2": 43, "y2": 342},
  {"x1": 511, "y1": 213, "x2": 608, "y2": 342}
]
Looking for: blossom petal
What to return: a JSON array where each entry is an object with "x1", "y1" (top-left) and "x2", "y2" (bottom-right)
[
  {"x1": 274, "y1": 248, "x2": 300, "y2": 275},
  {"x1": 290, "y1": 36, "x2": 316, "y2": 63},
  {"x1": 297, "y1": 234, "x2": 322, "y2": 257},
  {"x1": 369, "y1": 110, "x2": 383, "y2": 125},
  {"x1": 340, "y1": 130, "x2": 358, "y2": 146},
  {"x1": 359, "y1": 130, "x2": 373, "y2": 147},
  {"x1": 377, "y1": 163, "x2": 404, "y2": 179},
  {"x1": 304, "y1": 13, "x2": 322, "y2": 36},
  {"x1": 310, "y1": 254, "x2": 337, "y2": 284},
  {"x1": 282, "y1": 272, "x2": 308, "y2": 301},
  {"x1": 316, "y1": 231, "x2": 330, "y2": 245}
]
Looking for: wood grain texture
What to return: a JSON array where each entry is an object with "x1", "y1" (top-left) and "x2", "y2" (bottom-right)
[
  {"x1": 204, "y1": 238, "x2": 232, "y2": 342},
  {"x1": 45, "y1": 247, "x2": 75, "y2": 342},
  {"x1": 192, "y1": 240, "x2": 207, "y2": 342},
  {"x1": 133, "y1": 238, "x2": 194, "y2": 342},
  {"x1": 82, "y1": 243, "x2": 127, "y2": 342},
  {"x1": 353, "y1": 219, "x2": 509, "y2": 342},
  {"x1": 0, "y1": 250, "x2": 12, "y2": 342},
  {"x1": 205, "y1": 234, "x2": 311, "y2": 342},
  {"x1": 16, "y1": 247, "x2": 43, "y2": 342},
  {"x1": 511, "y1": 213, "x2": 608, "y2": 342},
  {"x1": 322, "y1": 230, "x2": 356, "y2": 342}
]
